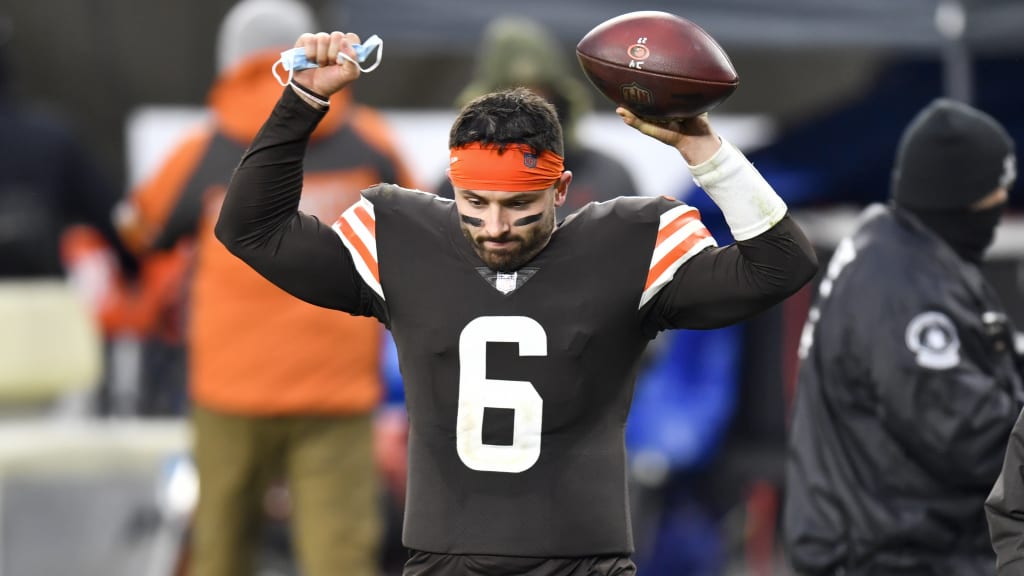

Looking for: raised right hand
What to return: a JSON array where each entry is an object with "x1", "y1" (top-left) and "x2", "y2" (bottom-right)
[
  {"x1": 616, "y1": 107, "x2": 721, "y2": 166},
  {"x1": 291, "y1": 31, "x2": 362, "y2": 97}
]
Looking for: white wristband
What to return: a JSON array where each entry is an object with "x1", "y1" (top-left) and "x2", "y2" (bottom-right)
[
  {"x1": 289, "y1": 81, "x2": 330, "y2": 109},
  {"x1": 687, "y1": 138, "x2": 788, "y2": 241}
]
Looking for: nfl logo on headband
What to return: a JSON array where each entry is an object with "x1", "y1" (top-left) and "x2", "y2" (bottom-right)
[{"x1": 523, "y1": 153, "x2": 538, "y2": 169}]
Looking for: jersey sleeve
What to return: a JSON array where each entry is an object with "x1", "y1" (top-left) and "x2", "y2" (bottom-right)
[
  {"x1": 330, "y1": 194, "x2": 383, "y2": 302},
  {"x1": 647, "y1": 213, "x2": 817, "y2": 330},
  {"x1": 638, "y1": 202, "x2": 718, "y2": 309},
  {"x1": 215, "y1": 87, "x2": 381, "y2": 319},
  {"x1": 642, "y1": 138, "x2": 818, "y2": 330}
]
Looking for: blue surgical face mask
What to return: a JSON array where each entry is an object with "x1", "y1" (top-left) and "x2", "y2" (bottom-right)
[{"x1": 272, "y1": 34, "x2": 383, "y2": 86}]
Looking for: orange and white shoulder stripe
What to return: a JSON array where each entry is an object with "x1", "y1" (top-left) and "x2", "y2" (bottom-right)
[
  {"x1": 639, "y1": 204, "x2": 717, "y2": 309},
  {"x1": 331, "y1": 196, "x2": 384, "y2": 300}
]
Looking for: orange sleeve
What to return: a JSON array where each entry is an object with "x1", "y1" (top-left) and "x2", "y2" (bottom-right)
[
  {"x1": 117, "y1": 127, "x2": 214, "y2": 254},
  {"x1": 348, "y1": 105, "x2": 422, "y2": 191}
]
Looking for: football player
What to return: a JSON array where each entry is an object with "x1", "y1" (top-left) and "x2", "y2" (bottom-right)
[{"x1": 216, "y1": 31, "x2": 818, "y2": 576}]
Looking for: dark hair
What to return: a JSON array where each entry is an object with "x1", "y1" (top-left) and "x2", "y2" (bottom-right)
[{"x1": 448, "y1": 87, "x2": 564, "y2": 156}]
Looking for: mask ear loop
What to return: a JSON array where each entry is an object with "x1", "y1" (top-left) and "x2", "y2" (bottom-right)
[
  {"x1": 336, "y1": 35, "x2": 383, "y2": 73},
  {"x1": 272, "y1": 56, "x2": 294, "y2": 87}
]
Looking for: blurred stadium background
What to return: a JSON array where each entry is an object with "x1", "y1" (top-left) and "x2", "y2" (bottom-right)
[{"x1": 1, "y1": 1, "x2": 1023, "y2": 575}]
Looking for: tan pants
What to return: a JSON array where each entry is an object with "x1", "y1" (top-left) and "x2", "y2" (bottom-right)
[{"x1": 189, "y1": 407, "x2": 381, "y2": 576}]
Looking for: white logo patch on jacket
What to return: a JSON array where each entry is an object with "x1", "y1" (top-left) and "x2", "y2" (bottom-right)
[{"x1": 905, "y1": 311, "x2": 961, "y2": 370}]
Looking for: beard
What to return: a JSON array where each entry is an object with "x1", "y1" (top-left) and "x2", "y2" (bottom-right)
[{"x1": 461, "y1": 212, "x2": 555, "y2": 272}]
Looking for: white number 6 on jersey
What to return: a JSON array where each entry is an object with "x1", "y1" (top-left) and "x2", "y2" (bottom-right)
[{"x1": 457, "y1": 316, "x2": 545, "y2": 473}]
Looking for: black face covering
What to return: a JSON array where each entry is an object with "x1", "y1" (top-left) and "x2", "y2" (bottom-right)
[{"x1": 907, "y1": 203, "x2": 1005, "y2": 264}]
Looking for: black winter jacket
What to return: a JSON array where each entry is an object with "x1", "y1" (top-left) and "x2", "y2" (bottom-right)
[{"x1": 784, "y1": 204, "x2": 1023, "y2": 575}]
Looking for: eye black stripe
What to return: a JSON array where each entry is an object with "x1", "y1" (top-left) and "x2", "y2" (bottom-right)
[
  {"x1": 461, "y1": 215, "x2": 484, "y2": 227},
  {"x1": 513, "y1": 213, "x2": 543, "y2": 226}
]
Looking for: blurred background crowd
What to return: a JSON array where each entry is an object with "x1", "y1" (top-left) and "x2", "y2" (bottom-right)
[{"x1": 0, "y1": 0, "x2": 1022, "y2": 575}]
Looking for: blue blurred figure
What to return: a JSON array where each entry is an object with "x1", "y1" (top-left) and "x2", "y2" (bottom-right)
[
  {"x1": 377, "y1": 332, "x2": 408, "y2": 576},
  {"x1": 627, "y1": 326, "x2": 741, "y2": 576}
]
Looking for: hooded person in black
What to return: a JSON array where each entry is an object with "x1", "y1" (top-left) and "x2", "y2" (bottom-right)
[
  {"x1": 891, "y1": 98, "x2": 1016, "y2": 263},
  {"x1": 784, "y1": 98, "x2": 1021, "y2": 576}
]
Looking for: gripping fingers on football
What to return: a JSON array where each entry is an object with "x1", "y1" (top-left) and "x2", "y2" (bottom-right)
[
  {"x1": 619, "y1": 108, "x2": 717, "y2": 144},
  {"x1": 616, "y1": 107, "x2": 684, "y2": 146}
]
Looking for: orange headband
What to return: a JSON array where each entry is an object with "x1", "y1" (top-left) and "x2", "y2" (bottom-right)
[{"x1": 449, "y1": 143, "x2": 564, "y2": 192}]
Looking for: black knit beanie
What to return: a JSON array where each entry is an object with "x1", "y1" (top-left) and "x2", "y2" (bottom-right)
[{"x1": 892, "y1": 98, "x2": 1016, "y2": 210}]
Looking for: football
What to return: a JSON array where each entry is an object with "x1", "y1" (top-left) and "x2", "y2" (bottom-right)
[{"x1": 576, "y1": 11, "x2": 739, "y2": 120}]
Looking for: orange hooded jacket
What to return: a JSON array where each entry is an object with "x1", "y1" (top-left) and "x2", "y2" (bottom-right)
[{"x1": 118, "y1": 50, "x2": 418, "y2": 415}]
